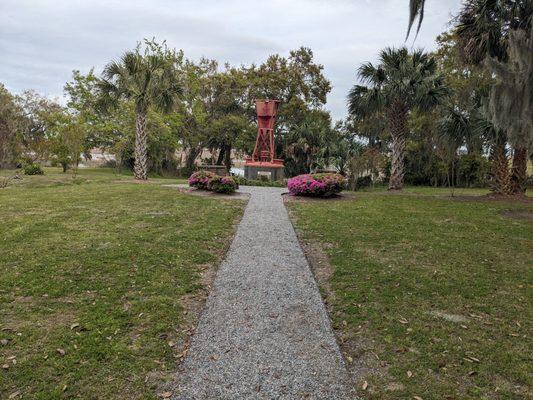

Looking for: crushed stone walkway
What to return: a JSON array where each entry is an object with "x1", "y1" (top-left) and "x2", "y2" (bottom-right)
[{"x1": 171, "y1": 186, "x2": 354, "y2": 399}]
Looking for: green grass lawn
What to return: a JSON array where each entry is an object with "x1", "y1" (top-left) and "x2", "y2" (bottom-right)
[
  {"x1": 0, "y1": 166, "x2": 187, "y2": 188},
  {"x1": 358, "y1": 184, "x2": 532, "y2": 197},
  {"x1": 288, "y1": 188, "x2": 532, "y2": 400},
  {"x1": 0, "y1": 168, "x2": 243, "y2": 399}
]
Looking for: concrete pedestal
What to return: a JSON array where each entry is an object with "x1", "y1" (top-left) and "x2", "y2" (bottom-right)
[{"x1": 244, "y1": 164, "x2": 284, "y2": 181}]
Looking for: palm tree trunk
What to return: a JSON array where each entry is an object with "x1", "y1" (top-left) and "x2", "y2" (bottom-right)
[
  {"x1": 490, "y1": 135, "x2": 510, "y2": 195},
  {"x1": 134, "y1": 110, "x2": 148, "y2": 180},
  {"x1": 387, "y1": 103, "x2": 407, "y2": 190},
  {"x1": 509, "y1": 147, "x2": 528, "y2": 195}
]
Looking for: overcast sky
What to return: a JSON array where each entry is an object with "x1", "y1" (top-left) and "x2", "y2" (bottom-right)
[{"x1": 0, "y1": 0, "x2": 462, "y2": 120}]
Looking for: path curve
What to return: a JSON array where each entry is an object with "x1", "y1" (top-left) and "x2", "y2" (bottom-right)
[{"x1": 171, "y1": 186, "x2": 354, "y2": 399}]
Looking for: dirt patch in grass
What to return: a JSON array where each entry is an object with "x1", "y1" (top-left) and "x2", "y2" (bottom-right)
[
  {"x1": 295, "y1": 234, "x2": 395, "y2": 395},
  {"x1": 164, "y1": 184, "x2": 250, "y2": 200},
  {"x1": 298, "y1": 238, "x2": 335, "y2": 288},
  {"x1": 164, "y1": 203, "x2": 245, "y2": 376},
  {"x1": 282, "y1": 192, "x2": 356, "y2": 203},
  {"x1": 444, "y1": 193, "x2": 533, "y2": 203},
  {"x1": 499, "y1": 209, "x2": 533, "y2": 220}
]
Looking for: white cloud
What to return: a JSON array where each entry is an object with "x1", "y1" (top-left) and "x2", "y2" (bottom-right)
[{"x1": 0, "y1": 0, "x2": 462, "y2": 119}]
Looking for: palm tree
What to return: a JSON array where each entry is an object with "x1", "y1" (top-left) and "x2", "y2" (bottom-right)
[
  {"x1": 456, "y1": 0, "x2": 532, "y2": 195},
  {"x1": 348, "y1": 48, "x2": 447, "y2": 190},
  {"x1": 97, "y1": 41, "x2": 182, "y2": 180},
  {"x1": 485, "y1": 29, "x2": 532, "y2": 195},
  {"x1": 409, "y1": 0, "x2": 532, "y2": 194},
  {"x1": 284, "y1": 110, "x2": 333, "y2": 176}
]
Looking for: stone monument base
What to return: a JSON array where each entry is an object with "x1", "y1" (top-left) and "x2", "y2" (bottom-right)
[{"x1": 244, "y1": 162, "x2": 284, "y2": 181}]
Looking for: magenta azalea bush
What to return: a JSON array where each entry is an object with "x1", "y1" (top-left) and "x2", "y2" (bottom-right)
[
  {"x1": 287, "y1": 173, "x2": 346, "y2": 197},
  {"x1": 208, "y1": 175, "x2": 239, "y2": 194},
  {"x1": 188, "y1": 170, "x2": 217, "y2": 190}
]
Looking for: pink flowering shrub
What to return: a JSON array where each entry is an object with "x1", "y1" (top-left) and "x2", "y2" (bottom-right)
[
  {"x1": 188, "y1": 170, "x2": 217, "y2": 190},
  {"x1": 207, "y1": 175, "x2": 239, "y2": 194},
  {"x1": 287, "y1": 173, "x2": 346, "y2": 197}
]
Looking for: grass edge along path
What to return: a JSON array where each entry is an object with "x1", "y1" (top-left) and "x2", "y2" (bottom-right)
[
  {"x1": 0, "y1": 173, "x2": 245, "y2": 399},
  {"x1": 287, "y1": 190, "x2": 532, "y2": 400}
]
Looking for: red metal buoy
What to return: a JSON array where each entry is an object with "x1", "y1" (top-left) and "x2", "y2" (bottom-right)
[{"x1": 244, "y1": 99, "x2": 284, "y2": 180}]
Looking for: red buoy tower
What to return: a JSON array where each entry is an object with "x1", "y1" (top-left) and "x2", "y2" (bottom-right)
[{"x1": 244, "y1": 99, "x2": 284, "y2": 180}]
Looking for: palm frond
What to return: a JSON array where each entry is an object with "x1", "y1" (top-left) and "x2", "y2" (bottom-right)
[
  {"x1": 95, "y1": 79, "x2": 121, "y2": 112},
  {"x1": 347, "y1": 85, "x2": 384, "y2": 118},
  {"x1": 438, "y1": 107, "x2": 470, "y2": 150},
  {"x1": 97, "y1": 43, "x2": 183, "y2": 116},
  {"x1": 407, "y1": 0, "x2": 426, "y2": 40},
  {"x1": 380, "y1": 47, "x2": 408, "y2": 71},
  {"x1": 102, "y1": 60, "x2": 123, "y2": 80},
  {"x1": 349, "y1": 47, "x2": 447, "y2": 126},
  {"x1": 357, "y1": 62, "x2": 385, "y2": 85}
]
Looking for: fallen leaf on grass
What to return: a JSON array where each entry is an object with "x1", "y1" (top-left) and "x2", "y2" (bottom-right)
[
  {"x1": 398, "y1": 318, "x2": 408, "y2": 324},
  {"x1": 158, "y1": 392, "x2": 172, "y2": 398},
  {"x1": 362, "y1": 381, "x2": 368, "y2": 390},
  {"x1": 413, "y1": 396, "x2": 423, "y2": 400},
  {"x1": 175, "y1": 349, "x2": 188, "y2": 359},
  {"x1": 8, "y1": 391, "x2": 20, "y2": 399},
  {"x1": 56, "y1": 348, "x2": 66, "y2": 356},
  {"x1": 407, "y1": 370, "x2": 413, "y2": 378},
  {"x1": 2, "y1": 364, "x2": 9, "y2": 369},
  {"x1": 394, "y1": 346, "x2": 408, "y2": 353}
]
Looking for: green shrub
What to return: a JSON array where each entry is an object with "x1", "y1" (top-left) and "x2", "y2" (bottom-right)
[
  {"x1": 457, "y1": 154, "x2": 491, "y2": 187},
  {"x1": 207, "y1": 175, "x2": 239, "y2": 194},
  {"x1": 23, "y1": 164, "x2": 44, "y2": 175},
  {"x1": 355, "y1": 175, "x2": 372, "y2": 190}
]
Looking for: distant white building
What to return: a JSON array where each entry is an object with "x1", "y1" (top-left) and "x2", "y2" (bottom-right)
[{"x1": 79, "y1": 148, "x2": 116, "y2": 168}]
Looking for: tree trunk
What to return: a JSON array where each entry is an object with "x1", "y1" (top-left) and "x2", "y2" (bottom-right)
[
  {"x1": 509, "y1": 147, "x2": 528, "y2": 195},
  {"x1": 490, "y1": 135, "x2": 510, "y2": 195},
  {"x1": 134, "y1": 111, "x2": 148, "y2": 180},
  {"x1": 216, "y1": 148, "x2": 225, "y2": 165},
  {"x1": 185, "y1": 145, "x2": 202, "y2": 175},
  {"x1": 224, "y1": 145, "x2": 232, "y2": 173},
  {"x1": 387, "y1": 102, "x2": 408, "y2": 190}
]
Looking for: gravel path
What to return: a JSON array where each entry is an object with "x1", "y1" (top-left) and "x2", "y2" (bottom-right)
[{"x1": 171, "y1": 186, "x2": 354, "y2": 399}]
